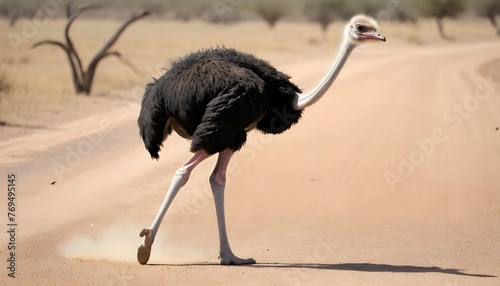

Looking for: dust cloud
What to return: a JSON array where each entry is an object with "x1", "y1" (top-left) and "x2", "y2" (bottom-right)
[{"x1": 58, "y1": 223, "x2": 206, "y2": 263}]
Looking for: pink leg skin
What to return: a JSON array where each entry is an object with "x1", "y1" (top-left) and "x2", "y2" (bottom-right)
[
  {"x1": 137, "y1": 150, "x2": 210, "y2": 265},
  {"x1": 210, "y1": 149, "x2": 256, "y2": 265}
]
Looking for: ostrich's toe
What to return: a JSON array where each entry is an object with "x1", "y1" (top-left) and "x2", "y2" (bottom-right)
[
  {"x1": 219, "y1": 253, "x2": 256, "y2": 265},
  {"x1": 137, "y1": 228, "x2": 154, "y2": 265}
]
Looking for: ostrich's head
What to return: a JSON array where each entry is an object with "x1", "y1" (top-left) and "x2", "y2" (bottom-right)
[{"x1": 345, "y1": 15, "x2": 386, "y2": 45}]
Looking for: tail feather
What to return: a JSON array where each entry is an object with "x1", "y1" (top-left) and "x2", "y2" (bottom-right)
[{"x1": 138, "y1": 81, "x2": 169, "y2": 159}]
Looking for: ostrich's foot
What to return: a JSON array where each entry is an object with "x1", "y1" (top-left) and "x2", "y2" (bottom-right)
[
  {"x1": 219, "y1": 252, "x2": 256, "y2": 265},
  {"x1": 137, "y1": 228, "x2": 154, "y2": 265}
]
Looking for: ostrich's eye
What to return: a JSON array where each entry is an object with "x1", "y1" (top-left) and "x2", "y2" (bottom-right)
[{"x1": 357, "y1": 25, "x2": 364, "y2": 32}]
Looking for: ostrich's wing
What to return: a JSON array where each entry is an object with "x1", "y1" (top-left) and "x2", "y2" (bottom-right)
[
  {"x1": 256, "y1": 84, "x2": 302, "y2": 134},
  {"x1": 205, "y1": 48, "x2": 303, "y2": 134},
  {"x1": 138, "y1": 81, "x2": 171, "y2": 159},
  {"x1": 190, "y1": 76, "x2": 268, "y2": 154}
]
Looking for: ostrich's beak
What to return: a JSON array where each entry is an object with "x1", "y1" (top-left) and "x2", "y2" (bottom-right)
[{"x1": 361, "y1": 31, "x2": 386, "y2": 42}]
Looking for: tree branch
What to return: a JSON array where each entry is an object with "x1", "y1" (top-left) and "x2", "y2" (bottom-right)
[
  {"x1": 81, "y1": 10, "x2": 150, "y2": 93},
  {"x1": 32, "y1": 40, "x2": 68, "y2": 51},
  {"x1": 96, "y1": 51, "x2": 121, "y2": 62},
  {"x1": 114, "y1": 53, "x2": 142, "y2": 76},
  {"x1": 94, "y1": 51, "x2": 142, "y2": 75},
  {"x1": 64, "y1": 3, "x2": 102, "y2": 82},
  {"x1": 82, "y1": 51, "x2": 122, "y2": 94},
  {"x1": 31, "y1": 40, "x2": 81, "y2": 93},
  {"x1": 31, "y1": 7, "x2": 149, "y2": 95},
  {"x1": 89, "y1": 10, "x2": 151, "y2": 69}
]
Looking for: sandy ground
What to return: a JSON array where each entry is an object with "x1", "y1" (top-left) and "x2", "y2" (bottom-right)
[{"x1": 0, "y1": 21, "x2": 499, "y2": 285}]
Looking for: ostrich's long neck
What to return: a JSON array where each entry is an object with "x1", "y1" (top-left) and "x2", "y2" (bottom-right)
[{"x1": 292, "y1": 40, "x2": 355, "y2": 110}]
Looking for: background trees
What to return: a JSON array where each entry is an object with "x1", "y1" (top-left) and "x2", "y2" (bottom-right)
[
  {"x1": 473, "y1": 0, "x2": 500, "y2": 36},
  {"x1": 304, "y1": 0, "x2": 352, "y2": 35},
  {"x1": 415, "y1": 0, "x2": 467, "y2": 40},
  {"x1": 1, "y1": 0, "x2": 496, "y2": 37},
  {"x1": 250, "y1": 0, "x2": 288, "y2": 29},
  {"x1": 2, "y1": 0, "x2": 499, "y2": 100}
]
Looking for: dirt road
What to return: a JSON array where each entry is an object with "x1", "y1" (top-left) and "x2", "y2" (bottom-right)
[{"x1": 1, "y1": 41, "x2": 499, "y2": 285}]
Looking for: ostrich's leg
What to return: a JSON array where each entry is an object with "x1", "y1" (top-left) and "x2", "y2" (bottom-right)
[
  {"x1": 210, "y1": 149, "x2": 256, "y2": 265},
  {"x1": 137, "y1": 150, "x2": 210, "y2": 265}
]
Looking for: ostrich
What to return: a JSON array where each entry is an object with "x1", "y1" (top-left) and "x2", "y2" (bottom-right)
[{"x1": 137, "y1": 15, "x2": 385, "y2": 265}]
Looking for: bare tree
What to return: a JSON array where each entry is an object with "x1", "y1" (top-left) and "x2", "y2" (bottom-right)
[{"x1": 32, "y1": 5, "x2": 150, "y2": 95}]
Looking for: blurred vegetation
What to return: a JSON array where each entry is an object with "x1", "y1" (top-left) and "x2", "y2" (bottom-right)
[
  {"x1": 415, "y1": 0, "x2": 467, "y2": 40},
  {"x1": 1, "y1": 0, "x2": 499, "y2": 37},
  {"x1": 0, "y1": 69, "x2": 12, "y2": 94},
  {"x1": 304, "y1": 0, "x2": 351, "y2": 35},
  {"x1": 250, "y1": 0, "x2": 287, "y2": 28},
  {"x1": 473, "y1": 0, "x2": 500, "y2": 36},
  {"x1": 391, "y1": 0, "x2": 419, "y2": 23}
]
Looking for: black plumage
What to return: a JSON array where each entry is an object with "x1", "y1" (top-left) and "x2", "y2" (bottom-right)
[
  {"x1": 136, "y1": 15, "x2": 387, "y2": 266},
  {"x1": 138, "y1": 47, "x2": 303, "y2": 159}
]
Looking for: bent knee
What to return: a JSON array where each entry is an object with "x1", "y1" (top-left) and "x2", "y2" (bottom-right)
[
  {"x1": 210, "y1": 171, "x2": 227, "y2": 188},
  {"x1": 175, "y1": 167, "x2": 192, "y2": 186}
]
